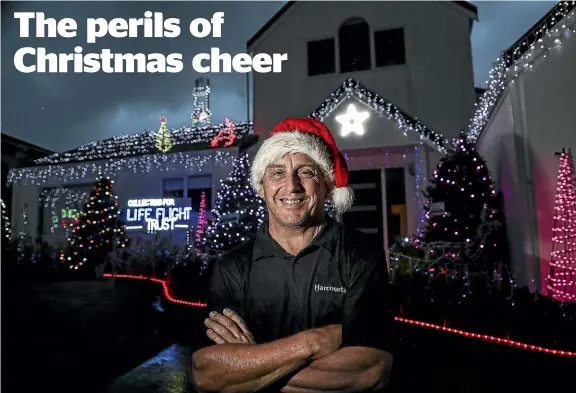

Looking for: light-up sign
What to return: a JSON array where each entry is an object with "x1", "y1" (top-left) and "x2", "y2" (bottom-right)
[
  {"x1": 61, "y1": 208, "x2": 80, "y2": 228},
  {"x1": 124, "y1": 198, "x2": 193, "y2": 232},
  {"x1": 335, "y1": 103, "x2": 370, "y2": 137}
]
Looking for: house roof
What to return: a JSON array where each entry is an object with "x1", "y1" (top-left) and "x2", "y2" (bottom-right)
[
  {"x1": 247, "y1": 1, "x2": 478, "y2": 48},
  {"x1": 1, "y1": 133, "x2": 54, "y2": 156},
  {"x1": 31, "y1": 121, "x2": 256, "y2": 166},
  {"x1": 504, "y1": 1, "x2": 575, "y2": 66},
  {"x1": 310, "y1": 78, "x2": 446, "y2": 152}
]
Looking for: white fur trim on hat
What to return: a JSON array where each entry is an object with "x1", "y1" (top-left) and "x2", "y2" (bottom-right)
[
  {"x1": 331, "y1": 186, "x2": 355, "y2": 215},
  {"x1": 250, "y1": 131, "x2": 355, "y2": 214}
]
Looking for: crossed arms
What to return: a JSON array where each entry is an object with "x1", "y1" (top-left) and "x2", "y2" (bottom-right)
[
  {"x1": 192, "y1": 253, "x2": 394, "y2": 393},
  {"x1": 192, "y1": 310, "x2": 392, "y2": 393}
]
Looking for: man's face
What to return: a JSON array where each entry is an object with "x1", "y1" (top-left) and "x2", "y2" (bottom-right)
[{"x1": 260, "y1": 153, "x2": 329, "y2": 228}]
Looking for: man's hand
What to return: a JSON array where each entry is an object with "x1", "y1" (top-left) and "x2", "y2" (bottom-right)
[
  {"x1": 308, "y1": 324, "x2": 342, "y2": 360},
  {"x1": 205, "y1": 308, "x2": 257, "y2": 345}
]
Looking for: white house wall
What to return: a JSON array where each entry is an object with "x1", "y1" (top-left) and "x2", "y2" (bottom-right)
[
  {"x1": 477, "y1": 28, "x2": 576, "y2": 292},
  {"x1": 250, "y1": 1, "x2": 476, "y2": 141},
  {"x1": 9, "y1": 147, "x2": 238, "y2": 247}
]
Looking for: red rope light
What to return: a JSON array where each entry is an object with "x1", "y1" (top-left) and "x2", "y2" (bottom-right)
[{"x1": 103, "y1": 273, "x2": 576, "y2": 357}]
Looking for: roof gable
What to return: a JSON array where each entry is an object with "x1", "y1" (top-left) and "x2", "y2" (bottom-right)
[
  {"x1": 247, "y1": 1, "x2": 477, "y2": 49},
  {"x1": 310, "y1": 78, "x2": 446, "y2": 153}
]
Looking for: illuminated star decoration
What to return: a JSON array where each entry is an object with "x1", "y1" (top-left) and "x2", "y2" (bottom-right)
[{"x1": 335, "y1": 104, "x2": 370, "y2": 137}]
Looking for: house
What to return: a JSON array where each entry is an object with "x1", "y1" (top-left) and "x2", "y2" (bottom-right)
[
  {"x1": 247, "y1": 1, "x2": 478, "y2": 250},
  {"x1": 7, "y1": 81, "x2": 257, "y2": 248},
  {"x1": 1, "y1": 134, "x2": 54, "y2": 221},
  {"x1": 474, "y1": 1, "x2": 576, "y2": 293}
]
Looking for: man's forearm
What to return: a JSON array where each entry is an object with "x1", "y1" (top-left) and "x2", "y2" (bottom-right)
[
  {"x1": 281, "y1": 347, "x2": 392, "y2": 393},
  {"x1": 192, "y1": 331, "x2": 315, "y2": 393}
]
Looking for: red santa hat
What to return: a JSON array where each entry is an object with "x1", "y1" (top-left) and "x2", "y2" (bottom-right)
[{"x1": 250, "y1": 118, "x2": 355, "y2": 214}]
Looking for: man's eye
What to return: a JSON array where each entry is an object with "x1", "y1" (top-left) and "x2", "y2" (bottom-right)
[
  {"x1": 271, "y1": 171, "x2": 284, "y2": 178},
  {"x1": 299, "y1": 170, "x2": 314, "y2": 179}
]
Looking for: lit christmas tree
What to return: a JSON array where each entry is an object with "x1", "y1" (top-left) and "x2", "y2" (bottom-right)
[
  {"x1": 547, "y1": 149, "x2": 576, "y2": 303},
  {"x1": 203, "y1": 153, "x2": 266, "y2": 253},
  {"x1": 419, "y1": 131, "x2": 501, "y2": 267},
  {"x1": 195, "y1": 191, "x2": 209, "y2": 254},
  {"x1": 156, "y1": 115, "x2": 173, "y2": 153},
  {"x1": 66, "y1": 176, "x2": 130, "y2": 274}
]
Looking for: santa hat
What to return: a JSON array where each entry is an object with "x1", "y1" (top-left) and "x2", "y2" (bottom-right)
[{"x1": 250, "y1": 118, "x2": 355, "y2": 214}]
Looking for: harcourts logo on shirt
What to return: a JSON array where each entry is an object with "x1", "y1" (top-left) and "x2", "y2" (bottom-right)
[{"x1": 314, "y1": 284, "x2": 347, "y2": 294}]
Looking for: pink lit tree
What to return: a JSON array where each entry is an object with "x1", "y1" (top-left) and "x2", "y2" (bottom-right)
[
  {"x1": 195, "y1": 191, "x2": 208, "y2": 254},
  {"x1": 547, "y1": 149, "x2": 576, "y2": 303}
]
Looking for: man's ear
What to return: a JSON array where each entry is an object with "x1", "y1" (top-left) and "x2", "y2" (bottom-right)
[{"x1": 258, "y1": 188, "x2": 264, "y2": 198}]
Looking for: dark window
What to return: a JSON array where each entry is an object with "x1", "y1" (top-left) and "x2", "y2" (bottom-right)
[
  {"x1": 187, "y1": 175, "x2": 212, "y2": 211},
  {"x1": 163, "y1": 178, "x2": 184, "y2": 198},
  {"x1": 188, "y1": 188, "x2": 212, "y2": 212},
  {"x1": 374, "y1": 28, "x2": 405, "y2": 67},
  {"x1": 339, "y1": 18, "x2": 371, "y2": 73},
  {"x1": 307, "y1": 38, "x2": 335, "y2": 76}
]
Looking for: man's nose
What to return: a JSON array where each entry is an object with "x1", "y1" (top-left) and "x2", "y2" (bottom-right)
[{"x1": 285, "y1": 172, "x2": 303, "y2": 192}]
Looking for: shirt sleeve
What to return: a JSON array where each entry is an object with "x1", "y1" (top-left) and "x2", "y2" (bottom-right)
[
  {"x1": 194, "y1": 257, "x2": 245, "y2": 350},
  {"x1": 340, "y1": 249, "x2": 397, "y2": 354}
]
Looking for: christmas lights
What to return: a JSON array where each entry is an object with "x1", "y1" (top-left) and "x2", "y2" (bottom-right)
[
  {"x1": 203, "y1": 153, "x2": 266, "y2": 253},
  {"x1": 467, "y1": 1, "x2": 575, "y2": 145},
  {"x1": 18, "y1": 204, "x2": 29, "y2": 262},
  {"x1": 413, "y1": 144, "x2": 426, "y2": 235},
  {"x1": 335, "y1": 103, "x2": 370, "y2": 137},
  {"x1": 310, "y1": 78, "x2": 447, "y2": 152},
  {"x1": 547, "y1": 151, "x2": 576, "y2": 303},
  {"x1": 27, "y1": 120, "x2": 253, "y2": 166},
  {"x1": 40, "y1": 187, "x2": 89, "y2": 235},
  {"x1": 195, "y1": 191, "x2": 208, "y2": 254},
  {"x1": 1, "y1": 199, "x2": 11, "y2": 243},
  {"x1": 8, "y1": 150, "x2": 239, "y2": 186},
  {"x1": 419, "y1": 132, "x2": 501, "y2": 266},
  {"x1": 156, "y1": 116, "x2": 173, "y2": 153},
  {"x1": 102, "y1": 272, "x2": 576, "y2": 357},
  {"x1": 191, "y1": 79, "x2": 211, "y2": 127},
  {"x1": 66, "y1": 176, "x2": 130, "y2": 271}
]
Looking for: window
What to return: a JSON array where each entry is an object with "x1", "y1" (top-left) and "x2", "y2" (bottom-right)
[
  {"x1": 307, "y1": 38, "x2": 335, "y2": 76},
  {"x1": 339, "y1": 18, "x2": 371, "y2": 73},
  {"x1": 374, "y1": 28, "x2": 405, "y2": 67},
  {"x1": 187, "y1": 175, "x2": 212, "y2": 211},
  {"x1": 163, "y1": 178, "x2": 184, "y2": 198},
  {"x1": 385, "y1": 168, "x2": 407, "y2": 248}
]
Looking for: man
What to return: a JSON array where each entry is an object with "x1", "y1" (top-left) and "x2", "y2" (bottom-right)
[{"x1": 192, "y1": 118, "x2": 395, "y2": 393}]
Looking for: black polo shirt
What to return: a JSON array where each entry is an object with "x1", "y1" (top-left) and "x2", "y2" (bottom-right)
[{"x1": 199, "y1": 217, "x2": 396, "y2": 353}]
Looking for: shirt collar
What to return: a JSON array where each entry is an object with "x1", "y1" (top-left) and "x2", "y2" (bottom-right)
[{"x1": 253, "y1": 217, "x2": 339, "y2": 261}]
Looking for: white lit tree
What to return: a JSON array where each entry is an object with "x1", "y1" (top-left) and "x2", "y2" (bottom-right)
[{"x1": 203, "y1": 153, "x2": 266, "y2": 253}]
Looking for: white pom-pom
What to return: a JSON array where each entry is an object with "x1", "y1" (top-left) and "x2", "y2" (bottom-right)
[{"x1": 331, "y1": 187, "x2": 355, "y2": 214}]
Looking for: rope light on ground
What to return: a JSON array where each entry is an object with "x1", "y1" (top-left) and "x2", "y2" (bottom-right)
[{"x1": 103, "y1": 273, "x2": 576, "y2": 358}]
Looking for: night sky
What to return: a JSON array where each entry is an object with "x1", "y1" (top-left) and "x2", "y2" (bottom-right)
[{"x1": 1, "y1": 1, "x2": 556, "y2": 153}]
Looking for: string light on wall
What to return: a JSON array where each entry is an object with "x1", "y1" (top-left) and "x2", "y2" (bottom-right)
[
  {"x1": 310, "y1": 78, "x2": 447, "y2": 153},
  {"x1": 1, "y1": 199, "x2": 12, "y2": 242},
  {"x1": 413, "y1": 144, "x2": 426, "y2": 235},
  {"x1": 30, "y1": 121, "x2": 253, "y2": 166},
  {"x1": 467, "y1": 1, "x2": 575, "y2": 145},
  {"x1": 8, "y1": 150, "x2": 239, "y2": 186}
]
